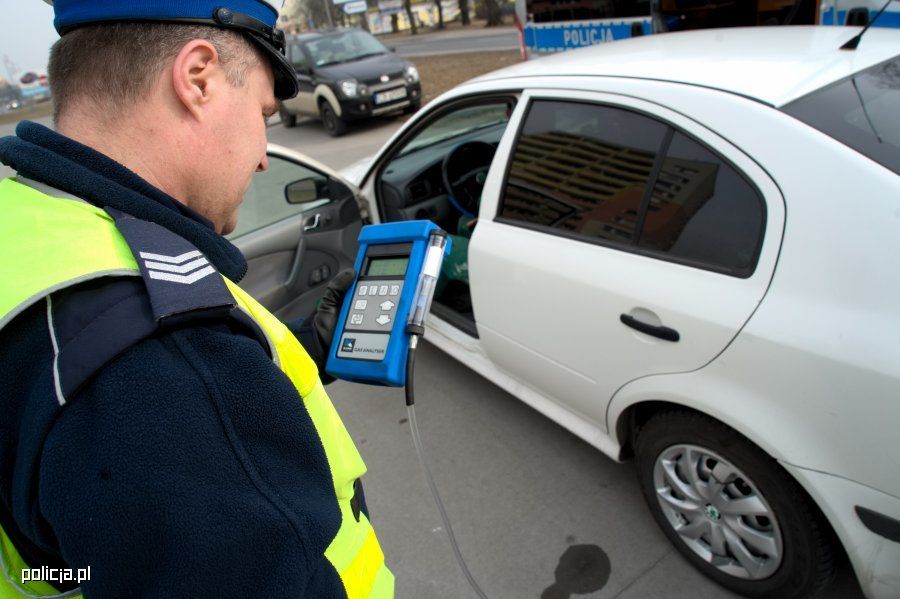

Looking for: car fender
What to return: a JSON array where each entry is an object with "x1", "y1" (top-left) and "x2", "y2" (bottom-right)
[
  {"x1": 315, "y1": 84, "x2": 342, "y2": 117},
  {"x1": 606, "y1": 359, "x2": 791, "y2": 466}
]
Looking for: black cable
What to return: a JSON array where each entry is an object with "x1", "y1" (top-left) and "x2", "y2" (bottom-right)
[{"x1": 405, "y1": 341, "x2": 417, "y2": 406}]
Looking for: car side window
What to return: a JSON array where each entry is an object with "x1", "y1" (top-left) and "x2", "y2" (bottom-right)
[
  {"x1": 229, "y1": 155, "x2": 350, "y2": 239},
  {"x1": 499, "y1": 100, "x2": 668, "y2": 246},
  {"x1": 289, "y1": 44, "x2": 309, "y2": 71},
  {"x1": 499, "y1": 99, "x2": 765, "y2": 276},
  {"x1": 639, "y1": 132, "x2": 764, "y2": 274}
]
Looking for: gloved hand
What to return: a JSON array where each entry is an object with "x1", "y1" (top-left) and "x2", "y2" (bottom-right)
[
  {"x1": 312, "y1": 268, "x2": 356, "y2": 350},
  {"x1": 287, "y1": 268, "x2": 356, "y2": 383}
]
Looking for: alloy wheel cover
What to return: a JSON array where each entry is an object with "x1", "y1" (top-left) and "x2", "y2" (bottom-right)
[{"x1": 652, "y1": 444, "x2": 784, "y2": 580}]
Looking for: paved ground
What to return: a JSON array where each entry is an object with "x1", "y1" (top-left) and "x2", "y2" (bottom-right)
[
  {"x1": 0, "y1": 99, "x2": 866, "y2": 599},
  {"x1": 267, "y1": 113, "x2": 405, "y2": 171},
  {"x1": 330, "y1": 342, "x2": 864, "y2": 598},
  {"x1": 387, "y1": 26, "x2": 520, "y2": 57}
]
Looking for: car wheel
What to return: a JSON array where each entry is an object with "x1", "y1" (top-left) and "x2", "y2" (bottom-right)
[
  {"x1": 320, "y1": 102, "x2": 347, "y2": 137},
  {"x1": 403, "y1": 100, "x2": 421, "y2": 115},
  {"x1": 635, "y1": 411, "x2": 835, "y2": 599},
  {"x1": 279, "y1": 104, "x2": 296, "y2": 128}
]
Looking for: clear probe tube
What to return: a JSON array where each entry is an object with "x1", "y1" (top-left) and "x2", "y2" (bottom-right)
[
  {"x1": 407, "y1": 231, "x2": 448, "y2": 334},
  {"x1": 406, "y1": 338, "x2": 490, "y2": 599},
  {"x1": 404, "y1": 230, "x2": 490, "y2": 597}
]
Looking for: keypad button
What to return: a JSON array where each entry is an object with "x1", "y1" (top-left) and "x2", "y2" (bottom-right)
[
  {"x1": 350, "y1": 314, "x2": 364, "y2": 325},
  {"x1": 354, "y1": 299, "x2": 368, "y2": 310},
  {"x1": 380, "y1": 300, "x2": 395, "y2": 311},
  {"x1": 389, "y1": 285, "x2": 400, "y2": 296},
  {"x1": 375, "y1": 314, "x2": 391, "y2": 326},
  {"x1": 378, "y1": 285, "x2": 389, "y2": 295},
  {"x1": 368, "y1": 286, "x2": 378, "y2": 296},
  {"x1": 358, "y1": 285, "x2": 368, "y2": 296}
]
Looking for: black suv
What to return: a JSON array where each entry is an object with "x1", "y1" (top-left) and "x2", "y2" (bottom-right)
[{"x1": 279, "y1": 28, "x2": 422, "y2": 137}]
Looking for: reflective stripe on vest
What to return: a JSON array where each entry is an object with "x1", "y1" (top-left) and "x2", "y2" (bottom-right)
[{"x1": 0, "y1": 178, "x2": 393, "y2": 598}]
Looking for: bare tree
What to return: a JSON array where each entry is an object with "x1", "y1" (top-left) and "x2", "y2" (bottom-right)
[
  {"x1": 458, "y1": 0, "x2": 470, "y2": 25},
  {"x1": 403, "y1": 0, "x2": 418, "y2": 34},
  {"x1": 483, "y1": 0, "x2": 502, "y2": 26},
  {"x1": 435, "y1": 0, "x2": 444, "y2": 28}
]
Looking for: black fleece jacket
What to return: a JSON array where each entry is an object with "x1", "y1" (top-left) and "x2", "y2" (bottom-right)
[{"x1": 0, "y1": 122, "x2": 357, "y2": 598}]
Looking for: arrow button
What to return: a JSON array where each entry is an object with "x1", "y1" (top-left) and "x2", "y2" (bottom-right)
[
  {"x1": 375, "y1": 314, "x2": 391, "y2": 326},
  {"x1": 380, "y1": 300, "x2": 395, "y2": 311}
]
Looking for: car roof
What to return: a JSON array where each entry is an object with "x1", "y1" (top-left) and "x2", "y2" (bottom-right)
[{"x1": 472, "y1": 26, "x2": 900, "y2": 107}]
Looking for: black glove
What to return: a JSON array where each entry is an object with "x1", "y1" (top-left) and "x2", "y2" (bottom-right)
[
  {"x1": 288, "y1": 268, "x2": 356, "y2": 384},
  {"x1": 312, "y1": 268, "x2": 356, "y2": 350}
]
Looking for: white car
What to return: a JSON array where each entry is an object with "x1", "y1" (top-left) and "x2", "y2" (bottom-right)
[{"x1": 232, "y1": 26, "x2": 900, "y2": 598}]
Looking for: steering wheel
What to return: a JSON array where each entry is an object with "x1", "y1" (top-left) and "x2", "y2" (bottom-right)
[{"x1": 441, "y1": 141, "x2": 496, "y2": 218}]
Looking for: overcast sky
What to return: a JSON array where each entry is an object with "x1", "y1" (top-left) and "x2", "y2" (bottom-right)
[{"x1": 0, "y1": 0, "x2": 58, "y2": 80}]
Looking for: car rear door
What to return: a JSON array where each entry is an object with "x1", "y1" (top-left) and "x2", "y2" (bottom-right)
[
  {"x1": 228, "y1": 144, "x2": 363, "y2": 321},
  {"x1": 469, "y1": 88, "x2": 785, "y2": 432}
]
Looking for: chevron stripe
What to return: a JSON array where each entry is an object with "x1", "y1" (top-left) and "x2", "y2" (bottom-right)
[
  {"x1": 138, "y1": 250, "x2": 203, "y2": 264},
  {"x1": 143, "y1": 257, "x2": 209, "y2": 274},
  {"x1": 147, "y1": 265, "x2": 216, "y2": 285}
]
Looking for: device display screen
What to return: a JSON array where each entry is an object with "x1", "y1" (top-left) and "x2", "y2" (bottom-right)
[{"x1": 366, "y1": 256, "x2": 409, "y2": 277}]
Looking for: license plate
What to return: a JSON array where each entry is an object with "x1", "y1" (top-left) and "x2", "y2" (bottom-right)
[{"x1": 374, "y1": 87, "x2": 407, "y2": 105}]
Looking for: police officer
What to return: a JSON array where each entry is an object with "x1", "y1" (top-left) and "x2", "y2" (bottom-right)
[{"x1": 0, "y1": 2, "x2": 393, "y2": 597}]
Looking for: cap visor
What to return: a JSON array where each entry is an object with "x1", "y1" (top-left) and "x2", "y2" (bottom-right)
[{"x1": 245, "y1": 33, "x2": 299, "y2": 100}]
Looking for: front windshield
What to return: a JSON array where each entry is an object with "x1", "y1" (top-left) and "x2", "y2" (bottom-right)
[
  {"x1": 399, "y1": 103, "x2": 512, "y2": 157},
  {"x1": 304, "y1": 30, "x2": 389, "y2": 68}
]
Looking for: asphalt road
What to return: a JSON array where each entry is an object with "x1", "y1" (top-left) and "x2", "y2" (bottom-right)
[
  {"x1": 0, "y1": 106, "x2": 866, "y2": 599},
  {"x1": 388, "y1": 26, "x2": 520, "y2": 57},
  {"x1": 330, "y1": 342, "x2": 864, "y2": 598}
]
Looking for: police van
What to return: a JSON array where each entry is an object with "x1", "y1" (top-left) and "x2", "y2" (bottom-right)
[{"x1": 515, "y1": 0, "x2": 900, "y2": 57}]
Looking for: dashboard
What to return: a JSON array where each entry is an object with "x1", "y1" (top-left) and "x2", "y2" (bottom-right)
[{"x1": 377, "y1": 123, "x2": 509, "y2": 229}]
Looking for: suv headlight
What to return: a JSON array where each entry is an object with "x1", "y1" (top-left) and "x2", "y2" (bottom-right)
[
  {"x1": 405, "y1": 65, "x2": 419, "y2": 83},
  {"x1": 339, "y1": 79, "x2": 359, "y2": 98}
]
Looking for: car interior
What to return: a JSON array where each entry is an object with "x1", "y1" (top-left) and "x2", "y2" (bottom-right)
[{"x1": 374, "y1": 95, "x2": 518, "y2": 336}]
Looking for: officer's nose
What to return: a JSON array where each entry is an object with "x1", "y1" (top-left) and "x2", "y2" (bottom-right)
[{"x1": 257, "y1": 154, "x2": 269, "y2": 173}]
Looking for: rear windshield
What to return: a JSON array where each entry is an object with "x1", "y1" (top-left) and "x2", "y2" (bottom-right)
[{"x1": 782, "y1": 55, "x2": 900, "y2": 175}]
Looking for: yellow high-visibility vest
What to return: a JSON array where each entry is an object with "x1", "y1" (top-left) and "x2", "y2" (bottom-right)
[{"x1": 0, "y1": 178, "x2": 393, "y2": 599}]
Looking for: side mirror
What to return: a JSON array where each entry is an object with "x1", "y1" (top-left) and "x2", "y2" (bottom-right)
[
  {"x1": 285, "y1": 178, "x2": 320, "y2": 204},
  {"x1": 294, "y1": 64, "x2": 312, "y2": 76}
]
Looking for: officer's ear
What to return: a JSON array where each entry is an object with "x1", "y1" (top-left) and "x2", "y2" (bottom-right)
[{"x1": 171, "y1": 39, "x2": 224, "y2": 120}]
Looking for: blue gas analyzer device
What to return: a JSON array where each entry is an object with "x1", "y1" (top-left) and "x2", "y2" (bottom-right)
[{"x1": 325, "y1": 221, "x2": 451, "y2": 387}]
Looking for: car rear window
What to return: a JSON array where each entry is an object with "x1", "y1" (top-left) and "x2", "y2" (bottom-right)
[{"x1": 782, "y1": 56, "x2": 900, "y2": 175}]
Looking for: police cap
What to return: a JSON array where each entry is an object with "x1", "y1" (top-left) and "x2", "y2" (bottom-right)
[{"x1": 45, "y1": 0, "x2": 299, "y2": 99}]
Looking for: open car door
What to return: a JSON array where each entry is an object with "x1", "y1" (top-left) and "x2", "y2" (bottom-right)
[{"x1": 227, "y1": 144, "x2": 365, "y2": 322}]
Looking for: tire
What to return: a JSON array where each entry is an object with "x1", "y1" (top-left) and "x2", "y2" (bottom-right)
[
  {"x1": 278, "y1": 104, "x2": 296, "y2": 128},
  {"x1": 403, "y1": 100, "x2": 421, "y2": 115},
  {"x1": 635, "y1": 411, "x2": 835, "y2": 599},
  {"x1": 320, "y1": 101, "x2": 347, "y2": 137}
]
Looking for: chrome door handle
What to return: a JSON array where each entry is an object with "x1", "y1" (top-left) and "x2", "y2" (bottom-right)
[{"x1": 304, "y1": 213, "x2": 321, "y2": 232}]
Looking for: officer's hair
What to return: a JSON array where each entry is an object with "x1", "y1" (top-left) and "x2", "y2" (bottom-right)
[{"x1": 48, "y1": 22, "x2": 263, "y2": 123}]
